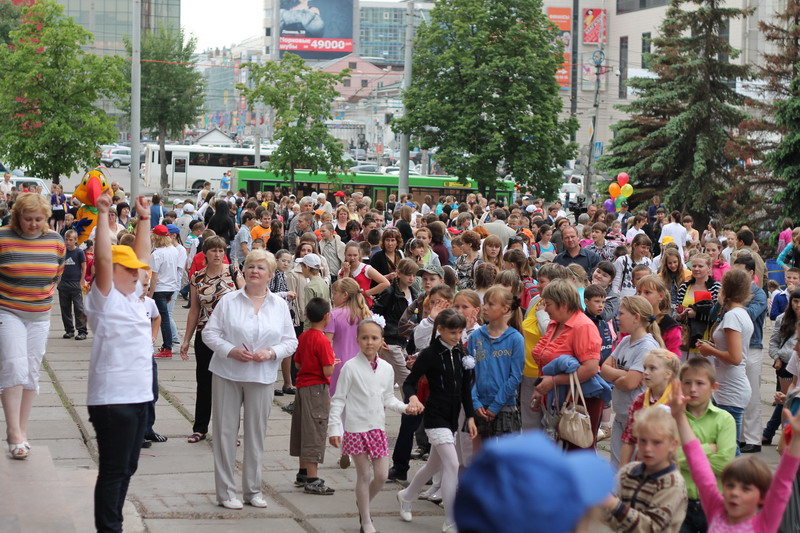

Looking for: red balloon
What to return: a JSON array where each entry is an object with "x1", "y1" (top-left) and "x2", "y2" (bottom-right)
[{"x1": 617, "y1": 172, "x2": 629, "y2": 186}]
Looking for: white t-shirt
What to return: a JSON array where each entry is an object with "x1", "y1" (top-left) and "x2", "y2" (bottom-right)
[
  {"x1": 625, "y1": 227, "x2": 645, "y2": 243},
  {"x1": 712, "y1": 306, "x2": 753, "y2": 409},
  {"x1": 150, "y1": 245, "x2": 180, "y2": 292},
  {"x1": 610, "y1": 334, "x2": 661, "y2": 419},
  {"x1": 85, "y1": 283, "x2": 153, "y2": 405},
  {"x1": 659, "y1": 222, "x2": 689, "y2": 257}
]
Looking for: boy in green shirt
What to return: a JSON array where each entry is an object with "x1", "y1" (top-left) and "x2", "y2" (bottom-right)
[
  {"x1": 296, "y1": 253, "x2": 328, "y2": 330},
  {"x1": 675, "y1": 357, "x2": 737, "y2": 533}
]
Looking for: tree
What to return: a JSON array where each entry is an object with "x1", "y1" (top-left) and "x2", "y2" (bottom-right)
[
  {"x1": 767, "y1": 75, "x2": 800, "y2": 224},
  {"x1": 0, "y1": 0, "x2": 125, "y2": 184},
  {"x1": 599, "y1": 0, "x2": 753, "y2": 219},
  {"x1": 0, "y1": 0, "x2": 22, "y2": 45},
  {"x1": 393, "y1": 0, "x2": 577, "y2": 199},
  {"x1": 237, "y1": 53, "x2": 349, "y2": 192},
  {"x1": 125, "y1": 25, "x2": 205, "y2": 194}
]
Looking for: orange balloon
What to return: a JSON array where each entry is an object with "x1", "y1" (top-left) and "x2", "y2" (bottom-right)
[{"x1": 609, "y1": 183, "x2": 621, "y2": 197}]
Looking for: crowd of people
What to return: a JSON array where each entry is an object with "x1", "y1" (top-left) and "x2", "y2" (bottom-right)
[{"x1": 2, "y1": 178, "x2": 800, "y2": 533}]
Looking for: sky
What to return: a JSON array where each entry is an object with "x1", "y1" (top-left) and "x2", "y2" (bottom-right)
[{"x1": 181, "y1": 0, "x2": 265, "y2": 52}]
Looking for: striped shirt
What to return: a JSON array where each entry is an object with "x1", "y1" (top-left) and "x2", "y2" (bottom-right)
[{"x1": 0, "y1": 227, "x2": 65, "y2": 320}]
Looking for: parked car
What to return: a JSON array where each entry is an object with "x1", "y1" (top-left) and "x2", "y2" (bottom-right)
[
  {"x1": 382, "y1": 166, "x2": 420, "y2": 176},
  {"x1": 349, "y1": 163, "x2": 380, "y2": 173},
  {"x1": 100, "y1": 146, "x2": 132, "y2": 168}
]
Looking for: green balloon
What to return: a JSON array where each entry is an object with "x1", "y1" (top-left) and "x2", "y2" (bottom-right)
[{"x1": 615, "y1": 195, "x2": 626, "y2": 207}]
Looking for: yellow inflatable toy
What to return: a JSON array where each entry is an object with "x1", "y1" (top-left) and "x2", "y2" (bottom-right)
[{"x1": 73, "y1": 168, "x2": 112, "y2": 244}]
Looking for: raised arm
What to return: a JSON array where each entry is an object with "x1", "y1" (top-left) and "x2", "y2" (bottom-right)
[
  {"x1": 133, "y1": 196, "x2": 152, "y2": 263},
  {"x1": 93, "y1": 194, "x2": 113, "y2": 296}
]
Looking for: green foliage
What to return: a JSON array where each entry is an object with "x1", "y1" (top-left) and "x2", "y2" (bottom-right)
[
  {"x1": 0, "y1": 0, "x2": 21, "y2": 45},
  {"x1": 768, "y1": 74, "x2": 800, "y2": 224},
  {"x1": 124, "y1": 24, "x2": 205, "y2": 193},
  {"x1": 0, "y1": 0, "x2": 125, "y2": 183},
  {"x1": 600, "y1": 0, "x2": 752, "y2": 219},
  {"x1": 238, "y1": 53, "x2": 349, "y2": 189},
  {"x1": 394, "y1": 0, "x2": 577, "y2": 199}
]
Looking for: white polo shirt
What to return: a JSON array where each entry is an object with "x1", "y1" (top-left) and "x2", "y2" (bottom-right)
[
  {"x1": 150, "y1": 245, "x2": 180, "y2": 292},
  {"x1": 86, "y1": 282, "x2": 153, "y2": 405}
]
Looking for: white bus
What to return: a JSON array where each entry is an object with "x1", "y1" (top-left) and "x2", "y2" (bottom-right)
[{"x1": 142, "y1": 144, "x2": 271, "y2": 191}]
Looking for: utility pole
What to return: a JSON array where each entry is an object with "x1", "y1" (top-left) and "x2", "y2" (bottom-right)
[
  {"x1": 586, "y1": 49, "x2": 604, "y2": 200},
  {"x1": 130, "y1": 0, "x2": 141, "y2": 199},
  {"x1": 569, "y1": 0, "x2": 579, "y2": 142},
  {"x1": 398, "y1": 0, "x2": 414, "y2": 197}
]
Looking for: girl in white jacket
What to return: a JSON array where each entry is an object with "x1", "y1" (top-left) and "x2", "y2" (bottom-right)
[{"x1": 328, "y1": 317, "x2": 421, "y2": 533}]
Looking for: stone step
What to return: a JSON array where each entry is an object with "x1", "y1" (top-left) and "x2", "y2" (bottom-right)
[{"x1": 0, "y1": 445, "x2": 76, "y2": 533}]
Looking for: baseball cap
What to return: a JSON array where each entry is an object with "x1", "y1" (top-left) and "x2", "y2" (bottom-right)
[
  {"x1": 454, "y1": 431, "x2": 614, "y2": 533},
  {"x1": 315, "y1": 209, "x2": 325, "y2": 216},
  {"x1": 526, "y1": 205, "x2": 536, "y2": 213},
  {"x1": 536, "y1": 251, "x2": 556, "y2": 263},
  {"x1": 111, "y1": 245, "x2": 150, "y2": 270},
  {"x1": 447, "y1": 227, "x2": 463, "y2": 236},
  {"x1": 183, "y1": 203, "x2": 195, "y2": 214},
  {"x1": 295, "y1": 253, "x2": 321, "y2": 270},
  {"x1": 417, "y1": 264, "x2": 444, "y2": 278},
  {"x1": 621, "y1": 201, "x2": 629, "y2": 207},
  {"x1": 172, "y1": 199, "x2": 183, "y2": 205},
  {"x1": 166, "y1": 224, "x2": 180, "y2": 235},
  {"x1": 152, "y1": 225, "x2": 169, "y2": 236},
  {"x1": 334, "y1": 191, "x2": 345, "y2": 197}
]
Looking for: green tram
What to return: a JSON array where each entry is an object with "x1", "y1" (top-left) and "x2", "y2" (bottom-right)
[{"x1": 233, "y1": 168, "x2": 516, "y2": 205}]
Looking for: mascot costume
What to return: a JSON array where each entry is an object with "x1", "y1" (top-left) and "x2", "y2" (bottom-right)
[{"x1": 73, "y1": 168, "x2": 111, "y2": 245}]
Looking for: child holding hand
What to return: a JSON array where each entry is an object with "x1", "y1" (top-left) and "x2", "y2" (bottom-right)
[
  {"x1": 670, "y1": 378, "x2": 800, "y2": 533},
  {"x1": 328, "y1": 317, "x2": 421, "y2": 533}
]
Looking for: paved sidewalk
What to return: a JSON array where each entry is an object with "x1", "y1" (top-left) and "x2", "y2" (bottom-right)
[{"x1": 0, "y1": 300, "x2": 785, "y2": 532}]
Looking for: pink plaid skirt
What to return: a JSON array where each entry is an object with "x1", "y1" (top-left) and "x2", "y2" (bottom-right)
[{"x1": 341, "y1": 429, "x2": 389, "y2": 459}]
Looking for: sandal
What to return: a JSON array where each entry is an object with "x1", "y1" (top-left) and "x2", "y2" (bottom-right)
[
  {"x1": 187, "y1": 433, "x2": 206, "y2": 443},
  {"x1": 597, "y1": 426, "x2": 612, "y2": 442},
  {"x1": 282, "y1": 386, "x2": 296, "y2": 395},
  {"x1": 9, "y1": 442, "x2": 29, "y2": 460}
]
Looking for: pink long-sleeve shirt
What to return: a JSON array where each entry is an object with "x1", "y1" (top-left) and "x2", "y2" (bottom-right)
[{"x1": 683, "y1": 438, "x2": 800, "y2": 533}]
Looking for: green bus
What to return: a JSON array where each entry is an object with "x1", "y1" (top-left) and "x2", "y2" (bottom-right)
[{"x1": 233, "y1": 168, "x2": 516, "y2": 205}]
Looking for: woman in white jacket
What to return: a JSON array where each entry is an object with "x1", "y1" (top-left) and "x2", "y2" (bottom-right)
[{"x1": 202, "y1": 249, "x2": 298, "y2": 510}]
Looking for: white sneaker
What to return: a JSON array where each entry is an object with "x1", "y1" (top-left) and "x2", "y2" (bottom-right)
[
  {"x1": 219, "y1": 497, "x2": 243, "y2": 510},
  {"x1": 397, "y1": 489, "x2": 413, "y2": 522},
  {"x1": 246, "y1": 494, "x2": 268, "y2": 508},
  {"x1": 418, "y1": 486, "x2": 438, "y2": 500}
]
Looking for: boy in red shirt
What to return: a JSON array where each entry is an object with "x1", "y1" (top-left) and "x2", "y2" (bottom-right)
[{"x1": 290, "y1": 297, "x2": 336, "y2": 495}]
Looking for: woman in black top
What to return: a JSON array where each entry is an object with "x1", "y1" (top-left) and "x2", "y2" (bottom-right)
[
  {"x1": 207, "y1": 200, "x2": 236, "y2": 251},
  {"x1": 370, "y1": 228, "x2": 404, "y2": 281},
  {"x1": 397, "y1": 309, "x2": 477, "y2": 529},
  {"x1": 266, "y1": 220, "x2": 286, "y2": 254},
  {"x1": 334, "y1": 206, "x2": 350, "y2": 241},
  {"x1": 395, "y1": 205, "x2": 414, "y2": 245}
]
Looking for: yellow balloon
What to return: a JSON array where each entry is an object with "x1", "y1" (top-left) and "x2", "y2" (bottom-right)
[{"x1": 620, "y1": 183, "x2": 633, "y2": 197}]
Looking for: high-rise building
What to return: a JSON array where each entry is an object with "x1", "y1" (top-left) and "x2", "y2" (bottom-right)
[
  {"x1": 58, "y1": 0, "x2": 180, "y2": 56},
  {"x1": 359, "y1": 2, "x2": 431, "y2": 65}
]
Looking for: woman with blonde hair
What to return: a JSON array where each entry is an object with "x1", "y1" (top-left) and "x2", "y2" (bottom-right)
[
  {"x1": 0, "y1": 193, "x2": 65, "y2": 459},
  {"x1": 148, "y1": 225, "x2": 180, "y2": 359},
  {"x1": 658, "y1": 247, "x2": 689, "y2": 306},
  {"x1": 202, "y1": 249, "x2": 298, "y2": 509},
  {"x1": 481, "y1": 234, "x2": 503, "y2": 270},
  {"x1": 636, "y1": 275, "x2": 682, "y2": 356},
  {"x1": 325, "y1": 278, "x2": 372, "y2": 396}
]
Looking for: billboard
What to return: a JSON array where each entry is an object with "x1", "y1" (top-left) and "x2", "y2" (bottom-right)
[
  {"x1": 582, "y1": 8, "x2": 607, "y2": 45},
  {"x1": 547, "y1": 7, "x2": 571, "y2": 91},
  {"x1": 279, "y1": 0, "x2": 354, "y2": 60}
]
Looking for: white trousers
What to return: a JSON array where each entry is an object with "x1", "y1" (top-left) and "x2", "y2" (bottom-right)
[
  {"x1": 211, "y1": 373, "x2": 273, "y2": 503},
  {"x1": 0, "y1": 310, "x2": 50, "y2": 392},
  {"x1": 742, "y1": 347, "x2": 763, "y2": 445}
]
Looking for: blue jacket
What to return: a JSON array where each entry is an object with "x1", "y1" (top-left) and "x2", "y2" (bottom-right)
[
  {"x1": 467, "y1": 325, "x2": 525, "y2": 415},
  {"x1": 747, "y1": 281, "x2": 767, "y2": 349},
  {"x1": 541, "y1": 355, "x2": 612, "y2": 404}
]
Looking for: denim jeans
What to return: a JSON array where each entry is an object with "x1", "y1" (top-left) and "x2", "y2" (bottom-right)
[
  {"x1": 717, "y1": 404, "x2": 744, "y2": 455},
  {"x1": 167, "y1": 290, "x2": 179, "y2": 343},
  {"x1": 88, "y1": 402, "x2": 148, "y2": 533},
  {"x1": 152, "y1": 291, "x2": 173, "y2": 350}
]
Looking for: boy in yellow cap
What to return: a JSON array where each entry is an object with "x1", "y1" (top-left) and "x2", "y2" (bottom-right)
[{"x1": 84, "y1": 191, "x2": 154, "y2": 532}]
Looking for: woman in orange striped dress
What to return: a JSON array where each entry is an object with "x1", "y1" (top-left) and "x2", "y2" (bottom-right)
[{"x1": 0, "y1": 193, "x2": 65, "y2": 460}]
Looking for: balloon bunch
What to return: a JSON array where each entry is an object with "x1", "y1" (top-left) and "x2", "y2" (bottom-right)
[{"x1": 604, "y1": 172, "x2": 634, "y2": 213}]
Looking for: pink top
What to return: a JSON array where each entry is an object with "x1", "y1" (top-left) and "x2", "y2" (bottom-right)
[
  {"x1": 711, "y1": 260, "x2": 730, "y2": 283},
  {"x1": 324, "y1": 307, "x2": 362, "y2": 396},
  {"x1": 779, "y1": 229, "x2": 793, "y2": 254},
  {"x1": 662, "y1": 325, "x2": 682, "y2": 357},
  {"x1": 683, "y1": 438, "x2": 800, "y2": 533}
]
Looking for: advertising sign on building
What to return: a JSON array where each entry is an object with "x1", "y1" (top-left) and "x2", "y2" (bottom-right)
[
  {"x1": 582, "y1": 8, "x2": 607, "y2": 45},
  {"x1": 280, "y1": 0, "x2": 354, "y2": 59},
  {"x1": 547, "y1": 7, "x2": 571, "y2": 91}
]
